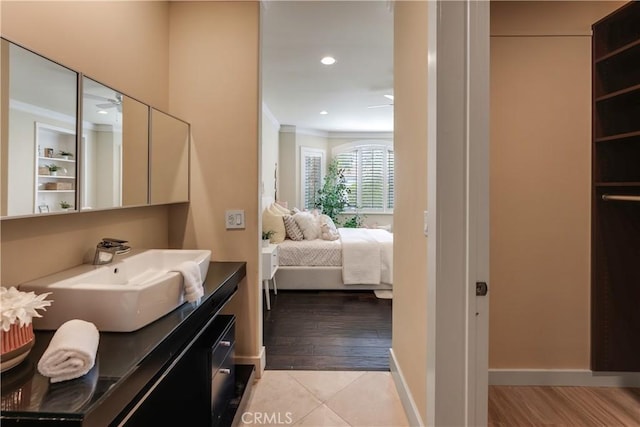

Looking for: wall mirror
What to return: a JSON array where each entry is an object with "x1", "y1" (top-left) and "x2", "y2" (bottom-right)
[
  {"x1": 81, "y1": 77, "x2": 149, "y2": 210},
  {"x1": 1, "y1": 38, "x2": 78, "y2": 217},
  {"x1": 150, "y1": 108, "x2": 189, "y2": 204}
]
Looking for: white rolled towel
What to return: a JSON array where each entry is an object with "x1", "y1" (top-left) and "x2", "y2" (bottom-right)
[
  {"x1": 37, "y1": 319, "x2": 99, "y2": 383},
  {"x1": 172, "y1": 260, "x2": 204, "y2": 303}
]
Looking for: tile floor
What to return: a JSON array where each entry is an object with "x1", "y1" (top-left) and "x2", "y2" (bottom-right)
[{"x1": 239, "y1": 370, "x2": 410, "y2": 427}]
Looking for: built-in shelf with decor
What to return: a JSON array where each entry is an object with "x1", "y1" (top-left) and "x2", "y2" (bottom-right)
[{"x1": 34, "y1": 123, "x2": 77, "y2": 213}]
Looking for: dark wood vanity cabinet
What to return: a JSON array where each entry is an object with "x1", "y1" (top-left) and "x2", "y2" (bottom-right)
[
  {"x1": 591, "y1": 1, "x2": 640, "y2": 372},
  {"x1": 122, "y1": 316, "x2": 237, "y2": 426}
]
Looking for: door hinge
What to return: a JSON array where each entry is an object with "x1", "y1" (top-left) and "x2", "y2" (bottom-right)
[{"x1": 476, "y1": 281, "x2": 488, "y2": 296}]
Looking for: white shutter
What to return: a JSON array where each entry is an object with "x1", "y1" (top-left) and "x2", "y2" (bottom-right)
[
  {"x1": 360, "y1": 147, "x2": 385, "y2": 210},
  {"x1": 387, "y1": 150, "x2": 394, "y2": 209},
  {"x1": 331, "y1": 142, "x2": 394, "y2": 213},
  {"x1": 300, "y1": 148, "x2": 325, "y2": 210}
]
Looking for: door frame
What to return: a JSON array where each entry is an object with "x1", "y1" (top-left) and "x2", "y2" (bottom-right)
[{"x1": 426, "y1": 1, "x2": 490, "y2": 426}]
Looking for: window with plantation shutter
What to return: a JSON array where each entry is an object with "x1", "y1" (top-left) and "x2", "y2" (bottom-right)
[
  {"x1": 300, "y1": 147, "x2": 325, "y2": 210},
  {"x1": 333, "y1": 142, "x2": 394, "y2": 213}
]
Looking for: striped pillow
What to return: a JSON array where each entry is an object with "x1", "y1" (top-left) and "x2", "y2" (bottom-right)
[{"x1": 283, "y1": 214, "x2": 304, "y2": 241}]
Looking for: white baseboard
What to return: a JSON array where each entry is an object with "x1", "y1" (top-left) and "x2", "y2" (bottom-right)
[
  {"x1": 389, "y1": 349, "x2": 425, "y2": 427},
  {"x1": 235, "y1": 346, "x2": 266, "y2": 379},
  {"x1": 489, "y1": 369, "x2": 640, "y2": 387}
]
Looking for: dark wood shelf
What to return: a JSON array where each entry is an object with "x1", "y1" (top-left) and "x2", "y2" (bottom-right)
[
  {"x1": 595, "y1": 37, "x2": 640, "y2": 63},
  {"x1": 591, "y1": 1, "x2": 640, "y2": 373},
  {"x1": 594, "y1": 130, "x2": 640, "y2": 143},
  {"x1": 595, "y1": 182, "x2": 640, "y2": 187},
  {"x1": 595, "y1": 82, "x2": 640, "y2": 102}
]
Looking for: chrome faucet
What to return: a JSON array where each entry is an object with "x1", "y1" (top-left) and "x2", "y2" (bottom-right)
[{"x1": 93, "y1": 238, "x2": 131, "y2": 265}]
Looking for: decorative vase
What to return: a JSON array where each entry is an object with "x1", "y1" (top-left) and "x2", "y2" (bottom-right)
[
  {"x1": 50, "y1": 171, "x2": 57, "y2": 176},
  {"x1": 0, "y1": 323, "x2": 35, "y2": 372},
  {"x1": 262, "y1": 239, "x2": 270, "y2": 248}
]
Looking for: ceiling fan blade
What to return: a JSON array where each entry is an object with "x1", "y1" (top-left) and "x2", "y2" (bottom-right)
[{"x1": 367, "y1": 103, "x2": 393, "y2": 109}]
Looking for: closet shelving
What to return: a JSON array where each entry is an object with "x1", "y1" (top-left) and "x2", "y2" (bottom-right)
[{"x1": 591, "y1": 1, "x2": 640, "y2": 372}]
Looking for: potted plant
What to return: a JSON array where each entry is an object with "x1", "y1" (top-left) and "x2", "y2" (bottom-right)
[
  {"x1": 60, "y1": 201, "x2": 72, "y2": 211},
  {"x1": 262, "y1": 230, "x2": 275, "y2": 247},
  {"x1": 314, "y1": 159, "x2": 350, "y2": 224},
  {"x1": 47, "y1": 164, "x2": 61, "y2": 176},
  {"x1": 59, "y1": 151, "x2": 73, "y2": 160}
]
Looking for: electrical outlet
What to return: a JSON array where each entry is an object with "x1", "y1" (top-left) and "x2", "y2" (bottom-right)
[{"x1": 225, "y1": 210, "x2": 245, "y2": 229}]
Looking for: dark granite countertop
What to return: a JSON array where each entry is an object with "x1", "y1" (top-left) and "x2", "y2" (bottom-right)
[{"x1": 1, "y1": 261, "x2": 246, "y2": 426}]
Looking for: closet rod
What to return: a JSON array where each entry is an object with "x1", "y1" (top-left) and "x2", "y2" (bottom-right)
[{"x1": 601, "y1": 194, "x2": 640, "y2": 202}]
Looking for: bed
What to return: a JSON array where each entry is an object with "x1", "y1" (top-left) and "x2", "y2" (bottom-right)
[
  {"x1": 261, "y1": 196, "x2": 393, "y2": 290},
  {"x1": 275, "y1": 227, "x2": 393, "y2": 290}
]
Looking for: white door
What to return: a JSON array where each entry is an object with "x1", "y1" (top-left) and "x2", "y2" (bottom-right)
[{"x1": 426, "y1": 1, "x2": 490, "y2": 426}]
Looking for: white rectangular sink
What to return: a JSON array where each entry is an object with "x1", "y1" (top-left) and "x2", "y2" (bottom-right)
[{"x1": 18, "y1": 249, "x2": 212, "y2": 332}]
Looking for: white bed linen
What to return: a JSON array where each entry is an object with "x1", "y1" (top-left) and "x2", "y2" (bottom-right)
[
  {"x1": 339, "y1": 227, "x2": 393, "y2": 285},
  {"x1": 277, "y1": 238, "x2": 342, "y2": 266}
]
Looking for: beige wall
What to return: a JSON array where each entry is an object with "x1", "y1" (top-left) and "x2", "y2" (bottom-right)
[
  {"x1": 489, "y1": 1, "x2": 625, "y2": 369},
  {"x1": 392, "y1": 1, "x2": 429, "y2": 423},
  {"x1": 0, "y1": 1, "x2": 171, "y2": 285},
  {"x1": 1, "y1": 1, "x2": 170, "y2": 110},
  {"x1": 278, "y1": 129, "x2": 296, "y2": 208},
  {"x1": 166, "y1": 1, "x2": 260, "y2": 362}
]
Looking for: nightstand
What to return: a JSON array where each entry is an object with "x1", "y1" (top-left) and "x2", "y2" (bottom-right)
[{"x1": 261, "y1": 243, "x2": 279, "y2": 310}]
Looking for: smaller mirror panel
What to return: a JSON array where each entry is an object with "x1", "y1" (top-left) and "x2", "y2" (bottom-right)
[
  {"x1": 81, "y1": 77, "x2": 149, "y2": 210},
  {"x1": 1, "y1": 39, "x2": 78, "y2": 217},
  {"x1": 150, "y1": 109, "x2": 189, "y2": 204}
]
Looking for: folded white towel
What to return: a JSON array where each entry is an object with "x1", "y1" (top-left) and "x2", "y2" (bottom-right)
[
  {"x1": 37, "y1": 319, "x2": 99, "y2": 383},
  {"x1": 173, "y1": 260, "x2": 203, "y2": 303}
]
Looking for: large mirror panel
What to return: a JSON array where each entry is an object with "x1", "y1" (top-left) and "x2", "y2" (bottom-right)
[
  {"x1": 81, "y1": 77, "x2": 149, "y2": 210},
  {"x1": 1, "y1": 39, "x2": 78, "y2": 217},
  {"x1": 150, "y1": 109, "x2": 189, "y2": 204}
]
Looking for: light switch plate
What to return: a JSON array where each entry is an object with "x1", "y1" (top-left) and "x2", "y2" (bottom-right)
[{"x1": 225, "y1": 209, "x2": 245, "y2": 229}]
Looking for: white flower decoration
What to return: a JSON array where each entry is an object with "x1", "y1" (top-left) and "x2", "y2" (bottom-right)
[{"x1": 1, "y1": 286, "x2": 53, "y2": 332}]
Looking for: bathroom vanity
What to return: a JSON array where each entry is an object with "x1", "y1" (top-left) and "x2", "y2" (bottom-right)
[{"x1": 0, "y1": 261, "x2": 254, "y2": 426}]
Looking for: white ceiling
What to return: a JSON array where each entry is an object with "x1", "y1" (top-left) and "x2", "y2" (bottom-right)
[{"x1": 261, "y1": 1, "x2": 394, "y2": 133}]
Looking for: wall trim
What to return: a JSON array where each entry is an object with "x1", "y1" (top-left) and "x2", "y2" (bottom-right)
[
  {"x1": 235, "y1": 346, "x2": 266, "y2": 379},
  {"x1": 489, "y1": 369, "x2": 640, "y2": 387},
  {"x1": 389, "y1": 349, "x2": 424, "y2": 427},
  {"x1": 328, "y1": 131, "x2": 394, "y2": 139}
]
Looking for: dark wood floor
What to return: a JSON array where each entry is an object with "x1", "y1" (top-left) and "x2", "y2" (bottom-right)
[{"x1": 263, "y1": 290, "x2": 392, "y2": 371}]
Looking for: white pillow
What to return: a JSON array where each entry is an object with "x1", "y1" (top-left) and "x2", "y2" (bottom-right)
[
  {"x1": 262, "y1": 205, "x2": 286, "y2": 243},
  {"x1": 271, "y1": 202, "x2": 291, "y2": 215},
  {"x1": 293, "y1": 211, "x2": 321, "y2": 240}
]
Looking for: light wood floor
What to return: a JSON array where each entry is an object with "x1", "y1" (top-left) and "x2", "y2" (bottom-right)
[{"x1": 489, "y1": 385, "x2": 640, "y2": 426}]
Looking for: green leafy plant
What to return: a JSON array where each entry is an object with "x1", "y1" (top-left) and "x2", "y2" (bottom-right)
[
  {"x1": 342, "y1": 211, "x2": 365, "y2": 228},
  {"x1": 47, "y1": 164, "x2": 61, "y2": 172},
  {"x1": 262, "y1": 230, "x2": 275, "y2": 240},
  {"x1": 59, "y1": 201, "x2": 71, "y2": 209},
  {"x1": 314, "y1": 159, "x2": 350, "y2": 224}
]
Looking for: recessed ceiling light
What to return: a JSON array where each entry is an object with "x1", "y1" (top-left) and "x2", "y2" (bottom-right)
[
  {"x1": 97, "y1": 110, "x2": 109, "y2": 115},
  {"x1": 320, "y1": 110, "x2": 328, "y2": 115},
  {"x1": 384, "y1": 94, "x2": 394, "y2": 100},
  {"x1": 321, "y1": 56, "x2": 336, "y2": 65}
]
